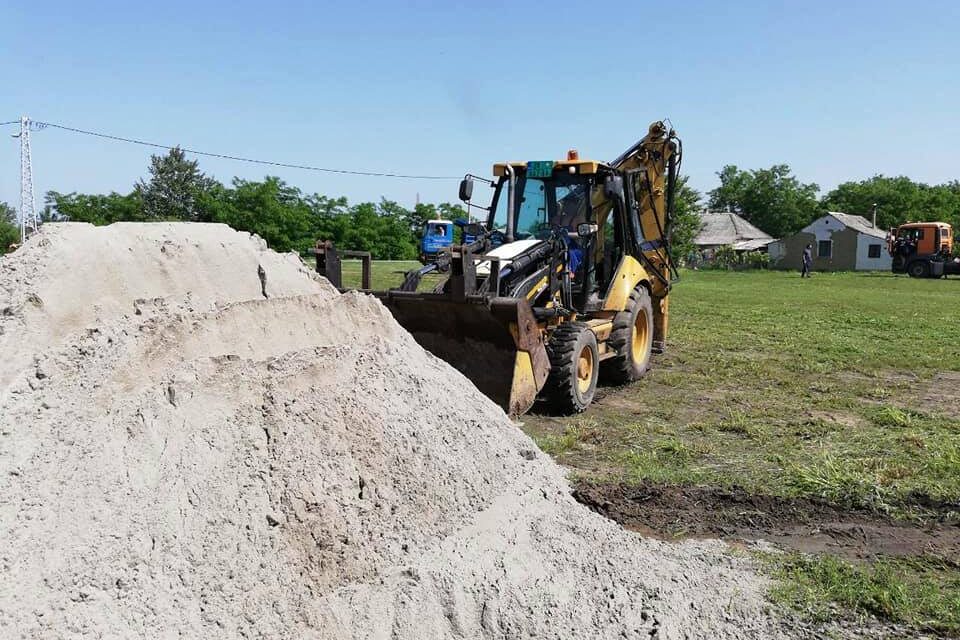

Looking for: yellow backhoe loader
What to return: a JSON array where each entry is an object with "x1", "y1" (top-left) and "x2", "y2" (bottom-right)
[{"x1": 317, "y1": 121, "x2": 681, "y2": 415}]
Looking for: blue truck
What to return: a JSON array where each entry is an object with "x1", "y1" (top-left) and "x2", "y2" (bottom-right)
[{"x1": 419, "y1": 220, "x2": 454, "y2": 265}]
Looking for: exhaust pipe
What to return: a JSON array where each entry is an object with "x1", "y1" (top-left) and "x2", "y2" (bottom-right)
[{"x1": 504, "y1": 163, "x2": 516, "y2": 243}]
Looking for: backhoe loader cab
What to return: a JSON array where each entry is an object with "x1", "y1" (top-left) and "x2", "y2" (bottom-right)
[
  {"x1": 326, "y1": 121, "x2": 681, "y2": 415},
  {"x1": 467, "y1": 158, "x2": 636, "y2": 315}
]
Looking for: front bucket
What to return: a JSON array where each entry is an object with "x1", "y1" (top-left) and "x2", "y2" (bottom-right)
[{"x1": 377, "y1": 293, "x2": 549, "y2": 415}]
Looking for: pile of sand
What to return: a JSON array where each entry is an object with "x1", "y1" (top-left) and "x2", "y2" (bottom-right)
[{"x1": 0, "y1": 223, "x2": 789, "y2": 639}]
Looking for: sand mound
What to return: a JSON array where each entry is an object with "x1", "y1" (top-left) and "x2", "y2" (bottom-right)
[
  {"x1": 0, "y1": 223, "x2": 790, "y2": 639},
  {"x1": 0, "y1": 222, "x2": 332, "y2": 395}
]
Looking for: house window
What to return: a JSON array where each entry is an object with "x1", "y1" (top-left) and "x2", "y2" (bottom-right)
[
  {"x1": 818, "y1": 240, "x2": 832, "y2": 258},
  {"x1": 868, "y1": 244, "x2": 882, "y2": 258}
]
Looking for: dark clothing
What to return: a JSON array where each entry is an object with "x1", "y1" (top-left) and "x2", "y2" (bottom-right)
[{"x1": 801, "y1": 247, "x2": 813, "y2": 278}]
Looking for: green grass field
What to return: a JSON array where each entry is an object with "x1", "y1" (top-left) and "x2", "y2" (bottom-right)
[
  {"x1": 521, "y1": 269, "x2": 960, "y2": 634},
  {"x1": 338, "y1": 259, "x2": 442, "y2": 291},
  {"x1": 527, "y1": 270, "x2": 960, "y2": 513}
]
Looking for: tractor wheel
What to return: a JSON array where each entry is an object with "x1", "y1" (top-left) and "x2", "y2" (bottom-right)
[
  {"x1": 907, "y1": 261, "x2": 929, "y2": 278},
  {"x1": 544, "y1": 322, "x2": 599, "y2": 414},
  {"x1": 603, "y1": 286, "x2": 654, "y2": 384}
]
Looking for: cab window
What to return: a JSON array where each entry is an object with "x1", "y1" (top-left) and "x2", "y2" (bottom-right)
[
  {"x1": 516, "y1": 178, "x2": 547, "y2": 239},
  {"x1": 898, "y1": 228, "x2": 924, "y2": 240},
  {"x1": 490, "y1": 176, "x2": 549, "y2": 239}
]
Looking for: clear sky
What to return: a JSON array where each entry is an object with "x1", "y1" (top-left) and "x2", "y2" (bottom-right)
[{"x1": 1, "y1": 0, "x2": 958, "y2": 212}]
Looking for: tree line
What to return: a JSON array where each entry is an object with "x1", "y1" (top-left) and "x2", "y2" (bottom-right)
[{"x1": 1, "y1": 148, "x2": 958, "y2": 259}]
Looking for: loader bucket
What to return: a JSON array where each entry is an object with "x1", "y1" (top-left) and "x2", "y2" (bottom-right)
[{"x1": 376, "y1": 292, "x2": 550, "y2": 415}]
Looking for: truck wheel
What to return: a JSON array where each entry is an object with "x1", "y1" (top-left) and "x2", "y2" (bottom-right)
[
  {"x1": 544, "y1": 322, "x2": 599, "y2": 414},
  {"x1": 603, "y1": 286, "x2": 654, "y2": 384},
  {"x1": 907, "y1": 261, "x2": 929, "y2": 278}
]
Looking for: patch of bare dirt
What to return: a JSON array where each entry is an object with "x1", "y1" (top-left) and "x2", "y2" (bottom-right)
[
  {"x1": 805, "y1": 410, "x2": 866, "y2": 429},
  {"x1": 918, "y1": 372, "x2": 960, "y2": 419},
  {"x1": 573, "y1": 481, "x2": 960, "y2": 561}
]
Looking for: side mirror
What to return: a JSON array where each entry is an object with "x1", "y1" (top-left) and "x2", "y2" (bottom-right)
[
  {"x1": 459, "y1": 178, "x2": 474, "y2": 202},
  {"x1": 603, "y1": 175, "x2": 624, "y2": 199},
  {"x1": 577, "y1": 223, "x2": 599, "y2": 237}
]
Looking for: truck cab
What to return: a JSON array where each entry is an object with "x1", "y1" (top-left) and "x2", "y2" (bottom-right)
[
  {"x1": 420, "y1": 220, "x2": 454, "y2": 265},
  {"x1": 889, "y1": 222, "x2": 957, "y2": 278}
]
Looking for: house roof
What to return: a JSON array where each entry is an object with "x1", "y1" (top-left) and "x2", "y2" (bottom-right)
[
  {"x1": 694, "y1": 212, "x2": 775, "y2": 247},
  {"x1": 732, "y1": 238, "x2": 776, "y2": 251},
  {"x1": 825, "y1": 212, "x2": 887, "y2": 238}
]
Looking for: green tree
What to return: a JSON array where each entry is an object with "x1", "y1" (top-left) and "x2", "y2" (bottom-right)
[
  {"x1": 708, "y1": 164, "x2": 820, "y2": 238},
  {"x1": 45, "y1": 191, "x2": 143, "y2": 225},
  {"x1": 0, "y1": 201, "x2": 18, "y2": 252},
  {"x1": 336, "y1": 200, "x2": 418, "y2": 260},
  {"x1": 375, "y1": 199, "x2": 419, "y2": 259},
  {"x1": 821, "y1": 176, "x2": 960, "y2": 232},
  {"x1": 306, "y1": 194, "x2": 350, "y2": 242},
  {"x1": 667, "y1": 176, "x2": 703, "y2": 265},
  {"x1": 200, "y1": 177, "x2": 313, "y2": 253},
  {"x1": 136, "y1": 147, "x2": 215, "y2": 221}
]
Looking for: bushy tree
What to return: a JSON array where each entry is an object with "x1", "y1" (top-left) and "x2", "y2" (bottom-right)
[
  {"x1": 667, "y1": 176, "x2": 703, "y2": 265},
  {"x1": 708, "y1": 164, "x2": 820, "y2": 238},
  {"x1": 45, "y1": 191, "x2": 143, "y2": 225},
  {"x1": 136, "y1": 147, "x2": 215, "y2": 221},
  {"x1": 0, "y1": 201, "x2": 18, "y2": 253},
  {"x1": 199, "y1": 177, "x2": 313, "y2": 253},
  {"x1": 712, "y1": 245, "x2": 737, "y2": 270}
]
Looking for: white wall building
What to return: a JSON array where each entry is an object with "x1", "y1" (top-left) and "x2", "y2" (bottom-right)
[{"x1": 769, "y1": 212, "x2": 891, "y2": 271}]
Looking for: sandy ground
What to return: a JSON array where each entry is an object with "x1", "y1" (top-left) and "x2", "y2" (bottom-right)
[{"x1": 0, "y1": 223, "x2": 793, "y2": 639}]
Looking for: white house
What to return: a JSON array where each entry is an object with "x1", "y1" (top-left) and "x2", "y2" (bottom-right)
[{"x1": 769, "y1": 212, "x2": 891, "y2": 271}]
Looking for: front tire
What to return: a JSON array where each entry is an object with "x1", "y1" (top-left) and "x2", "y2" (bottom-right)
[
  {"x1": 907, "y1": 261, "x2": 929, "y2": 278},
  {"x1": 544, "y1": 322, "x2": 599, "y2": 414},
  {"x1": 603, "y1": 286, "x2": 654, "y2": 384}
]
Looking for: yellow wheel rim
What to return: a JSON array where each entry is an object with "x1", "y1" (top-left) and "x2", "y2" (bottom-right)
[
  {"x1": 576, "y1": 345, "x2": 594, "y2": 394},
  {"x1": 631, "y1": 309, "x2": 650, "y2": 363}
]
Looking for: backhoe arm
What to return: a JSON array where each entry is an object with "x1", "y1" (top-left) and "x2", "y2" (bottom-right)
[
  {"x1": 593, "y1": 121, "x2": 680, "y2": 352},
  {"x1": 609, "y1": 121, "x2": 679, "y2": 298}
]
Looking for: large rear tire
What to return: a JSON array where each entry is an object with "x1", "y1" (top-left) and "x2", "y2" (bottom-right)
[
  {"x1": 544, "y1": 322, "x2": 599, "y2": 414},
  {"x1": 603, "y1": 286, "x2": 654, "y2": 384},
  {"x1": 907, "y1": 261, "x2": 929, "y2": 278}
]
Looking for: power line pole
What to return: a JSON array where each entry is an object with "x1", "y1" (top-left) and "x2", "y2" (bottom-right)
[{"x1": 17, "y1": 116, "x2": 38, "y2": 243}]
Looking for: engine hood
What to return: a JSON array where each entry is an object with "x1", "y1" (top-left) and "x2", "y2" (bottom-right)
[{"x1": 476, "y1": 239, "x2": 544, "y2": 276}]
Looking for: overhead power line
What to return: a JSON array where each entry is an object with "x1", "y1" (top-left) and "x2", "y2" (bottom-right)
[{"x1": 2, "y1": 118, "x2": 460, "y2": 180}]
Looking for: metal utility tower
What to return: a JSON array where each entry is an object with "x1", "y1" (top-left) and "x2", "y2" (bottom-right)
[{"x1": 17, "y1": 116, "x2": 38, "y2": 243}]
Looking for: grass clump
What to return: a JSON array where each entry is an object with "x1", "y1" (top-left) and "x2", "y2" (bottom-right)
[
  {"x1": 533, "y1": 418, "x2": 602, "y2": 457},
  {"x1": 870, "y1": 406, "x2": 923, "y2": 429},
  {"x1": 767, "y1": 553, "x2": 960, "y2": 634},
  {"x1": 714, "y1": 410, "x2": 769, "y2": 441},
  {"x1": 785, "y1": 454, "x2": 887, "y2": 508}
]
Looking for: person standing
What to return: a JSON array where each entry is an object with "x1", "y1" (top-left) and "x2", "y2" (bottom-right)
[{"x1": 801, "y1": 243, "x2": 813, "y2": 278}]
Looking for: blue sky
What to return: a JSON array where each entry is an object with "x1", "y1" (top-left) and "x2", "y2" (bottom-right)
[{"x1": 1, "y1": 0, "x2": 958, "y2": 213}]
